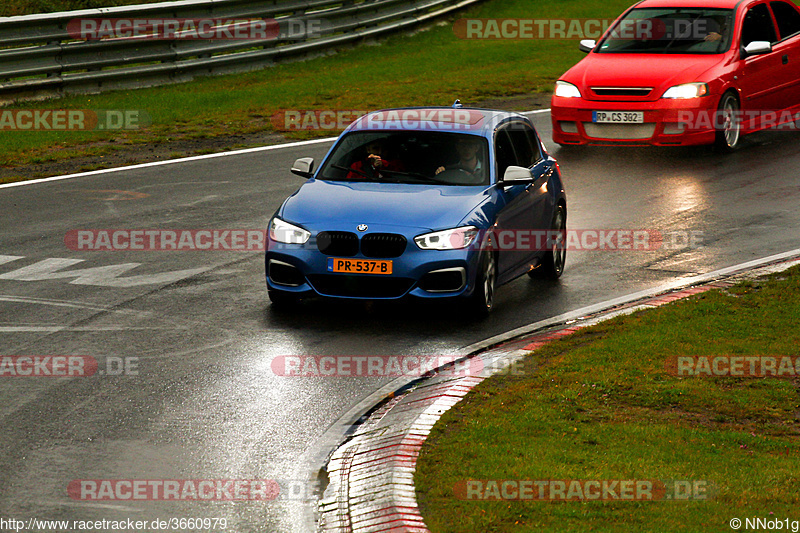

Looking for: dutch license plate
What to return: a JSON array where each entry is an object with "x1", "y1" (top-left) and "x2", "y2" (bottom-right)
[
  {"x1": 327, "y1": 257, "x2": 393, "y2": 275},
  {"x1": 592, "y1": 111, "x2": 644, "y2": 124}
]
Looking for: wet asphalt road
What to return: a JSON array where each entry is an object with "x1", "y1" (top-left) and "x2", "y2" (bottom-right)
[{"x1": 1, "y1": 114, "x2": 799, "y2": 532}]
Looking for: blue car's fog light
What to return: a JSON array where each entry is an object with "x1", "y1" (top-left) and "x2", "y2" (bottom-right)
[
  {"x1": 419, "y1": 267, "x2": 466, "y2": 292},
  {"x1": 268, "y1": 259, "x2": 305, "y2": 286}
]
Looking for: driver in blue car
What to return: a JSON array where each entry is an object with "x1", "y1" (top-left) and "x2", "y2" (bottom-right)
[{"x1": 435, "y1": 136, "x2": 484, "y2": 182}]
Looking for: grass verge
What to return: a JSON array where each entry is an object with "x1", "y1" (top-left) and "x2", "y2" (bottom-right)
[
  {"x1": 415, "y1": 266, "x2": 800, "y2": 532},
  {"x1": 1, "y1": 0, "x2": 165, "y2": 17},
  {"x1": 0, "y1": 0, "x2": 634, "y2": 177}
]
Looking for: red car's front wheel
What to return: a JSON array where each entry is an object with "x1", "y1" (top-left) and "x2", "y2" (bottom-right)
[{"x1": 715, "y1": 92, "x2": 741, "y2": 151}]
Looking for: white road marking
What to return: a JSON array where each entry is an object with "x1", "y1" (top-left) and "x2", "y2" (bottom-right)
[
  {"x1": 0, "y1": 257, "x2": 209, "y2": 287},
  {"x1": 0, "y1": 295, "x2": 152, "y2": 315},
  {"x1": 0, "y1": 326, "x2": 179, "y2": 332},
  {"x1": 0, "y1": 255, "x2": 25, "y2": 265},
  {"x1": 0, "y1": 108, "x2": 554, "y2": 190},
  {"x1": 0, "y1": 137, "x2": 338, "y2": 190}
]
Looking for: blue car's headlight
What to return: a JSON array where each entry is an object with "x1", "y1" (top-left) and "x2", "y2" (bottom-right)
[
  {"x1": 269, "y1": 217, "x2": 311, "y2": 244},
  {"x1": 414, "y1": 226, "x2": 479, "y2": 250}
]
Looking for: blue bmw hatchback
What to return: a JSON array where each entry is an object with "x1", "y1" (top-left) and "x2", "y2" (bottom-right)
[{"x1": 265, "y1": 105, "x2": 567, "y2": 315}]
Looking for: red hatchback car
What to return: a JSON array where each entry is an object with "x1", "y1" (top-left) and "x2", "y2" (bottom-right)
[{"x1": 550, "y1": 0, "x2": 800, "y2": 150}]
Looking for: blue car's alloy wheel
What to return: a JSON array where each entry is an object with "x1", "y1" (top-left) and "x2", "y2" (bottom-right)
[
  {"x1": 531, "y1": 204, "x2": 566, "y2": 280},
  {"x1": 468, "y1": 252, "x2": 496, "y2": 316}
]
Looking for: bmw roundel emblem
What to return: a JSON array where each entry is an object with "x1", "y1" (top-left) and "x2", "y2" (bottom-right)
[{"x1": 357, "y1": 224, "x2": 368, "y2": 232}]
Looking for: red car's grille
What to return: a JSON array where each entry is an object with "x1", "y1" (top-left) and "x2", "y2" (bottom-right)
[{"x1": 591, "y1": 87, "x2": 653, "y2": 97}]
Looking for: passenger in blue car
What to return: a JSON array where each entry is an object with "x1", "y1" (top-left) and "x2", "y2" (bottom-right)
[
  {"x1": 347, "y1": 139, "x2": 404, "y2": 180},
  {"x1": 434, "y1": 136, "x2": 485, "y2": 183}
]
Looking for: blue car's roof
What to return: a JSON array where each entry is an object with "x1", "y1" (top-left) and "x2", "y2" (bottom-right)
[{"x1": 342, "y1": 106, "x2": 532, "y2": 138}]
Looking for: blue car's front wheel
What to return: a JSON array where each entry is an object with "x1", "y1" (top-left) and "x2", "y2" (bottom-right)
[
  {"x1": 268, "y1": 288, "x2": 300, "y2": 308},
  {"x1": 467, "y1": 251, "x2": 496, "y2": 317}
]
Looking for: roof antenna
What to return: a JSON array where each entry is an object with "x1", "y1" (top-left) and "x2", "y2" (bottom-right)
[{"x1": 452, "y1": 99, "x2": 463, "y2": 109}]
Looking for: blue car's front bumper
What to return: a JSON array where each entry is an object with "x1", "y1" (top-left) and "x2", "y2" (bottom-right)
[{"x1": 265, "y1": 234, "x2": 482, "y2": 300}]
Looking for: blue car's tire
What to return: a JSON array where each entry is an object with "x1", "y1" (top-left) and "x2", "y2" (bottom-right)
[
  {"x1": 530, "y1": 204, "x2": 566, "y2": 280},
  {"x1": 468, "y1": 252, "x2": 496, "y2": 317},
  {"x1": 268, "y1": 289, "x2": 299, "y2": 308}
]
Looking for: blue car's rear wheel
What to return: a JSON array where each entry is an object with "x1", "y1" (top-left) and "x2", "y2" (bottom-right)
[{"x1": 530, "y1": 204, "x2": 566, "y2": 280}]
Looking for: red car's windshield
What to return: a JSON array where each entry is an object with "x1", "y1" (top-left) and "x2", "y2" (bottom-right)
[{"x1": 597, "y1": 8, "x2": 733, "y2": 54}]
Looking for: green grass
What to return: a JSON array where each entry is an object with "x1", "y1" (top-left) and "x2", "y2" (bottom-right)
[
  {"x1": 415, "y1": 267, "x2": 800, "y2": 532},
  {"x1": 0, "y1": 0, "x2": 635, "y2": 170},
  {"x1": 1, "y1": 0, "x2": 165, "y2": 17}
]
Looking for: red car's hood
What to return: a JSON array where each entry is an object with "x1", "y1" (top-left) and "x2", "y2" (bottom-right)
[{"x1": 564, "y1": 53, "x2": 720, "y2": 101}]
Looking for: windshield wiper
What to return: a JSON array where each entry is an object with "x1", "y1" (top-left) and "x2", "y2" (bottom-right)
[
  {"x1": 380, "y1": 169, "x2": 447, "y2": 184},
  {"x1": 331, "y1": 164, "x2": 372, "y2": 179}
]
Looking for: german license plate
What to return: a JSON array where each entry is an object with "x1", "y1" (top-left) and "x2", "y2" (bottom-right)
[
  {"x1": 592, "y1": 111, "x2": 643, "y2": 124},
  {"x1": 327, "y1": 257, "x2": 393, "y2": 275}
]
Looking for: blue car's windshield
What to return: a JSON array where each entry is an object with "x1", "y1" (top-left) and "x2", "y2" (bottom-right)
[
  {"x1": 318, "y1": 131, "x2": 490, "y2": 186},
  {"x1": 597, "y1": 8, "x2": 733, "y2": 54}
]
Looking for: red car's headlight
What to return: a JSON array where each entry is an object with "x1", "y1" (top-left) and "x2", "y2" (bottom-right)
[
  {"x1": 554, "y1": 81, "x2": 582, "y2": 98},
  {"x1": 661, "y1": 83, "x2": 709, "y2": 99}
]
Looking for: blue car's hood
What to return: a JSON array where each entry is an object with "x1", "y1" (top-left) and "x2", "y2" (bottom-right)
[{"x1": 280, "y1": 179, "x2": 491, "y2": 231}]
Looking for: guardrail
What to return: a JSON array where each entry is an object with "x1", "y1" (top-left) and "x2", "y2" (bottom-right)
[{"x1": 0, "y1": 0, "x2": 482, "y2": 104}]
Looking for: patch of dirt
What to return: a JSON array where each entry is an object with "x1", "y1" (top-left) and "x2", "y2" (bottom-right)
[
  {"x1": 472, "y1": 92, "x2": 552, "y2": 112},
  {"x1": 0, "y1": 130, "x2": 291, "y2": 183},
  {"x1": 0, "y1": 92, "x2": 553, "y2": 183}
]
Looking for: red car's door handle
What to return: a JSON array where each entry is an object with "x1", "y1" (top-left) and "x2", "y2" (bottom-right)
[{"x1": 783, "y1": 54, "x2": 789, "y2": 64}]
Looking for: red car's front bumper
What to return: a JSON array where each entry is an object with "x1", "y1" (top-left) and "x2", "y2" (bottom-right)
[{"x1": 551, "y1": 95, "x2": 719, "y2": 146}]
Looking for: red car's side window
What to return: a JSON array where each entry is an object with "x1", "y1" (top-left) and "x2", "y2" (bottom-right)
[
  {"x1": 741, "y1": 3, "x2": 779, "y2": 45},
  {"x1": 770, "y1": 1, "x2": 800, "y2": 39}
]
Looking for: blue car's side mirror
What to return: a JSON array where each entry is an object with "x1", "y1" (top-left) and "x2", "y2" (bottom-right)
[
  {"x1": 291, "y1": 157, "x2": 315, "y2": 179},
  {"x1": 498, "y1": 166, "x2": 534, "y2": 186}
]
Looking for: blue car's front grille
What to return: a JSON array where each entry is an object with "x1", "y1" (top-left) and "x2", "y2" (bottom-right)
[
  {"x1": 316, "y1": 231, "x2": 407, "y2": 259},
  {"x1": 360, "y1": 233, "x2": 407, "y2": 258},
  {"x1": 317, "y1": 231, "x2": 359, "y2": 256},
  {"x1": 307, "y1": 274, "x2": 414, "y2": 298}
]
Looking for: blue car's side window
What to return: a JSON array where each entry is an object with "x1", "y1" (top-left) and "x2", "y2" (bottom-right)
[
  {"x1": 495, "y1": 122, "x2": 541, "y2": 179},
  {"x1": 494, "y1": 129, "x2": 517, "y2": 179}
]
